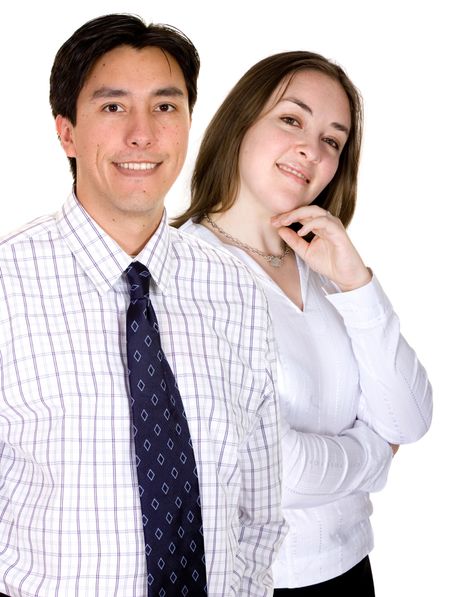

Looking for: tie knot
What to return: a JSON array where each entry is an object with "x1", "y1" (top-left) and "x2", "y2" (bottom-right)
[{"x1": 125, "y1": 261, "x2": 151, "y2": 300}]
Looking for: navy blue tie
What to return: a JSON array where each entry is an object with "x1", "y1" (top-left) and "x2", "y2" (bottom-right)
[{"x1": 125, "y1": 261, "x2": 207, "y2": 596}]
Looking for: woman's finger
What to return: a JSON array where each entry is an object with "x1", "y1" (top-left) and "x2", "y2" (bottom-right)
[
  {"x1": 277, "y1": 226, "x2": 310, "y2": 259},
  {"x1": 297, "y1": 216, "x2": 333, "y2": 238},
  {"x1": 271, "y1": 205, "x2": 332, "y2": 228}
]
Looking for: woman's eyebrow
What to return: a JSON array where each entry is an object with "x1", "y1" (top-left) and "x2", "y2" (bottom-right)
[
  {"x1": 282, "y1": 96, "x2": 349, "y2": 135},
  {"x1": 283, "y1": 97, "x2": 313, "y2": 115}
]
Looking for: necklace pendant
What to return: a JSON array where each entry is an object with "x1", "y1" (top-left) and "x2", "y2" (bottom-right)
[{"x1": 268, "y1": 256, "x2": 282, "y2": 267}]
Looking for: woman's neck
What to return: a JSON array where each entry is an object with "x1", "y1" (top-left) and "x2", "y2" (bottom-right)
[
  {"x1": 202, "y1": 208, "x2": 303, "y2": 310},
  {"x1": 205, "y1": 200, "x2": 286, "y2": 256}
]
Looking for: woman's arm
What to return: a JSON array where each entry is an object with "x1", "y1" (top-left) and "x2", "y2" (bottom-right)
[
  {"x1": 327, "y1": 276, "x2": 432, "y2": 443},
  {"x1": 281, "y1": 418, "x2": 393, "y2": 509},
  {"x1": 273, "y1": 206, "x2": 432, "y2": 444}
]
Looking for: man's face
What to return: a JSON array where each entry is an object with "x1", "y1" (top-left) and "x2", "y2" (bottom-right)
[{"x1": 57, "y1": 45, "x2": 191, "y2": 231}]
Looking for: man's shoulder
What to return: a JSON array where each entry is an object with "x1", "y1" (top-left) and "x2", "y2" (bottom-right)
[
  {"x1": 168, "y1": 225, "x2": 270, "y2": 313},
  {"x1": 0, "y1": 214, "x2": 61, "y2": 282},
  {"x1": 170, "y1": 225, "x2": 255, "y2": 277},
  {"x1": 0, "y1": 214, "x2": 59, "y2": 252}
]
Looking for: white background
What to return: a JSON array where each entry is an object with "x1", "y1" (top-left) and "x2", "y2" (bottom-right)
[{"x1": 0, "y1": 1, "x2": 447, "y2": 594}]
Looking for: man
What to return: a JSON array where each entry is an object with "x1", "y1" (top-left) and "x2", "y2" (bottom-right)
[{"x1": 0, "y1": 14, "x2": 286, "y2": 597}]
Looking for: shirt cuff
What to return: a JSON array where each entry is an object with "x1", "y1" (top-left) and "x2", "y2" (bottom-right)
[{"x1": 324, "y1": 275, "x2": 393, "y2": 328}]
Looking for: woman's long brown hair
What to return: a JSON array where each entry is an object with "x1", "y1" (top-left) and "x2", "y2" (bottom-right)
[{"x1": 172, "y1": 51, "x2": 363, "y2": 229}]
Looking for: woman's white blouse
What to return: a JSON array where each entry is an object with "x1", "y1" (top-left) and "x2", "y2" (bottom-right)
[{"x1": 181, "y1": 220, "x2": 432, "y2": 588}]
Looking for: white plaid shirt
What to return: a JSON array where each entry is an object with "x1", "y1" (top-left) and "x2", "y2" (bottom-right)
[{"x1": 0, "y1": 193, "x2": 286, "y2": 597}]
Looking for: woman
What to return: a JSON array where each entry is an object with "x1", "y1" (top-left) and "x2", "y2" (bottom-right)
[{"x1": 173, "y1": 51, "x2": 432, "y2": 595}]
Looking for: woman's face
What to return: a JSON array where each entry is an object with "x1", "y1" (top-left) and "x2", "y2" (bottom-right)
[{"x1": 237, "y1": 69, "x2": 351, "y2": 217}]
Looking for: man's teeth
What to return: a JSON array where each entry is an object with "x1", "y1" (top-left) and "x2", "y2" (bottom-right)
[{"x1": 117, "y1": 162, "x2": 157, "y2": 170}]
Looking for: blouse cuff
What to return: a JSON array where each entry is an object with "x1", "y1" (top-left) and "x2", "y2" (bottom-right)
[{"x1": 324, "y1": 275, "x2": 393, "y2": 329}]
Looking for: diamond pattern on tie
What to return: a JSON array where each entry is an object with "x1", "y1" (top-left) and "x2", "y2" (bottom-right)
[{"x1": 125, "y1": 262, "x2": 207, "y2": 596}]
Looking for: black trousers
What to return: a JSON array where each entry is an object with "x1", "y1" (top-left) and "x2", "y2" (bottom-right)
[{"x1": 274, "y1": 555, "x2": 375, "y2": 596}]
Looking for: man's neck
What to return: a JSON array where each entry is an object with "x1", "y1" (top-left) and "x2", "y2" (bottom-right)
[{"x1": 75, "y1": 192, "x2": 165, "y2": 256}]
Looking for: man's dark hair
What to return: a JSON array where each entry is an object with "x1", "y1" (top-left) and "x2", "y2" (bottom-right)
[{"x1": 50, "y1": 13, "x2": 200, "y2": 179}]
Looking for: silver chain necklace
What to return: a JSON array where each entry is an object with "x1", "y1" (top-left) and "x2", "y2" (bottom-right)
[{"x1": 204, "y1": 214, "x2": 291, "y2": 268}]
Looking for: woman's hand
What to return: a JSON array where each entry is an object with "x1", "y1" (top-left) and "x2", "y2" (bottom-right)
[{"x1": 272, "y1": 205, "x2": 372, "y2": 292}]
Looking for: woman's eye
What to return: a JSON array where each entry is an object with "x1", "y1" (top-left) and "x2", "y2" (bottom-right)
[
  {"x1": 323, "y1": 137, "x2": 339, "y2": 150},
  {"x1": 103, "y1": 104, "x2": 124, "y2": 113},
  {"x1": 281, "y1": 116, "x2": 301, "y2": 127}
]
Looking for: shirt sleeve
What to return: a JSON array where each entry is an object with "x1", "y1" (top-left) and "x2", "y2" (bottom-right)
[
  {"x1": 325, "y1": 276, "x2": 433, "y2": 443},
  {"x1": 231, "y1": 328, "x2": 287, "y2": 596},
  {"x1": 280, "y1": 418, "x2": 393, "y2": 509}
]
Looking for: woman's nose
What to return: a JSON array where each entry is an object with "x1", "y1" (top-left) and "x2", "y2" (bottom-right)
[{"x1": 296, "y1": 135, "x2": 321, "y2": 163}]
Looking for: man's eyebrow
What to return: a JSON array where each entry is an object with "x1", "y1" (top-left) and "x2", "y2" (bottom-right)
[
  {"x1": 90, "y1": 86, "x2": 186, "y2": 100},
  {"x1": 91, "y1": 87, "x2": 128, "y2": 100},
  {"x1": 282, "y1": 97, "x2": 350, "y2": 135},
  {"x1": 152, "y1": 86, "x2": 186, "y2": 99}
]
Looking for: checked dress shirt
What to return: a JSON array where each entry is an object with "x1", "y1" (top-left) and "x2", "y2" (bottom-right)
[{"x1": 0, "y1": 193, "x2": 286, "y2": 597}]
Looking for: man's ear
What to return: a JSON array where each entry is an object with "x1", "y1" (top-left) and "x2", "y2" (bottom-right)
[{"x1": 55, "y1": 115, "x2": 77, "y2": 158}]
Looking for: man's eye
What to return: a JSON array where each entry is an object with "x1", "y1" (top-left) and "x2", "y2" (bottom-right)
[
  {"x1": 103, "y1": 104, "x2": 124, "y2": 113},
  {"x1": 156, "y1": 104, "x2": 175, "y2": 112}
]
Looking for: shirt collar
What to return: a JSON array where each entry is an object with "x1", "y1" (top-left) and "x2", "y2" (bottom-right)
[{"x1": 56, "y1": 192, "x2": 173, "y2": 295}]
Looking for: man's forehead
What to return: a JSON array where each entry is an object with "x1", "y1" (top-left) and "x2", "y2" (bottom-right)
[{"x1": 81, "y1": 45, "x2": 187, "y2": 97}]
